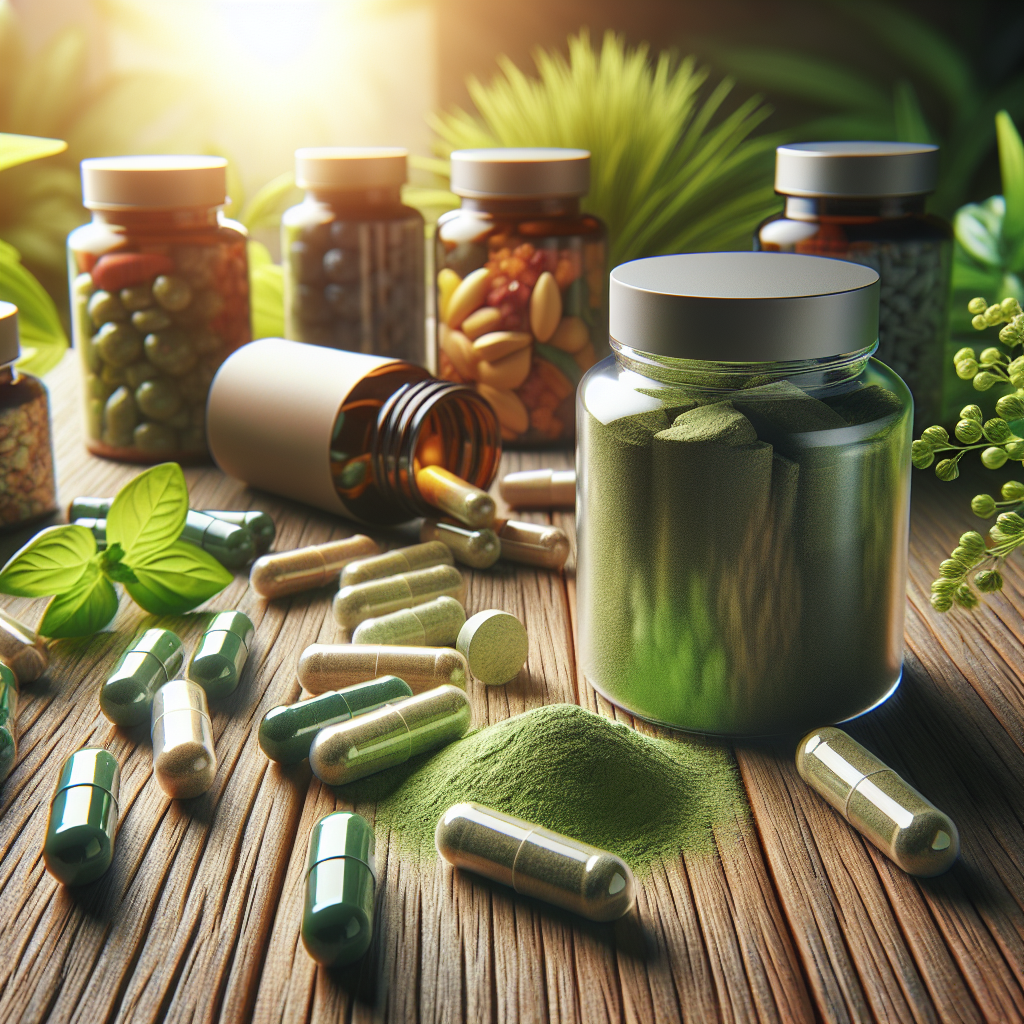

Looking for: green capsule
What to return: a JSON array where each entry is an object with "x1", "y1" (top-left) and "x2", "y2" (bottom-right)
[
  {"x1": 203, "y1": 510, "x2": 276, "y2": 554},
  {"x1": 187, "y1": 611, "x2": 255, "y2": 699},
  {"x1": 43, "y1": 748, "x2": 120, "y2": 886},
  {"x1": 100, "y1": 628, "x2": 184, "y2": 727},
  {"x1": 259, "y1": 676, "x2": 412, "y2": 764},
  {"x1": 68, "y1": 496, "x2": 112, "y2": 521},
  {"x1": 302, "y1": 811, "x2": 376, "y2": 967},
  {"x1": 0, "y1": 663, "x2": 17, "y2": 782},
  {"x1": 72, "y1": 516, "x2": 107, "y2": 549},
  {"x1": 183, "y1": 510, "x2": 256, "y2": 568}
]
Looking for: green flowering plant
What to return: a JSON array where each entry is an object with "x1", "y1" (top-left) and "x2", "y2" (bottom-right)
[
  {"x1": 0, "y1": 463, "x2": 231, "y2": 637},
  {"x1": 913, "y1": 295, "x2": 1024, "y2": 610}
]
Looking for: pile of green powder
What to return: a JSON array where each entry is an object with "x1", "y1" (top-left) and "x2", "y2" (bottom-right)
[{"x1": 343, "y1": 703, "x2": 749, "y2": 873}]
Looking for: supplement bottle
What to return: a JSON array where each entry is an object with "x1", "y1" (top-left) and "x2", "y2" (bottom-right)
[
  {"x1": 283, "y1": 148, "x2": 425, "y2": 362},
  {"x1": 435, "y1": 148, "x2": 606, "y2": 447},
  {"x1": 0, "y1": 304, "x2": 56, "y2": 528},
  {"x1": 756, "y1": 142, "x2": 950, "y2": 427},
  {"x1": 577, "y1": 252, "x2": 912, "y2": 737},
  {"x1": 208, "y1": 337, "x2": 500, "y2": 526},
  {"x1": 67, "y1": 155, "x2": 250, "y2": 462}
]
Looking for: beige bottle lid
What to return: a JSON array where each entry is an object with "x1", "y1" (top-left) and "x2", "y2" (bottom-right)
[
  {"x1": 295, "y1": 147, "x2": 408, "y2": 191},
  {"x1": 0, "y1": 302, "x2": 20, "y2": 365},
  {"x1": 81, "y1": 155, "x2": 228, "y2": 210},
  {"x1": 450, "y1": 148, "x2": 590, "y2": 199}
]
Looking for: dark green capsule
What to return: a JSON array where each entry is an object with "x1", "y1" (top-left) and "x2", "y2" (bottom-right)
[
  {"x1": 204, "y1": 510, "x2": 276, "y2": 554},
  {"x1": 68, "y1": 496, "x2": 112, "y2": 521},
  {"x1": 183, "y1": 510, "x2": 256, "y2": 569},
  {"x1": 73, "y1": 516, "x2": 107, "y2": 549},
  {"x1": 0, "y1": 663, "x2": 17, "y2": 782},
  {"x1": 259, "y1": 676, "x2": 412, "y2": 764},
  {"x1": 43, "y1": 748, "x2": 120, "y2": 886},
  {"x1": 100, "y1": 628, "x2": 184, "y2": 727},
  {"x1": 302, "y1": 811, "x2": 376, "y2": 967},
  {"x1": 188, "y1": 611, "x2": 255, "y2": 699}
]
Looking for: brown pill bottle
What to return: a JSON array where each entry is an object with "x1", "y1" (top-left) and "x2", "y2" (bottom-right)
[{"x1": 207, "y1": 338, "x2": 501, "y2": 526}]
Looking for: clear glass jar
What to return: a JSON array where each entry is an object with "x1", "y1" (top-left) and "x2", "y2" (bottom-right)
[
  {"x1": 0, "y1": 303, "x2": 56, "y2": 529},
  {"x1": 207, "y1": 338, "x2": 501, "y2": 526},
  {"x1": 756, "y1": 142, "x2": 951, "y2": 429},
  {"x1": 68, "y1": 156, "x2": 250, "y2": 463},
  {"x1": 283, "y1": 148, "x2": 425, "y2": 362},
  {"x1": 436, "y1": 148, "x2": 606, "y2": 447},
  {"x1": 577, "y1": 253, "x2": 912, "y2": 737}
]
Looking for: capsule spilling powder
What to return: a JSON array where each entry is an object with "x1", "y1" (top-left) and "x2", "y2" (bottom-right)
[
  {"x1": 187, "y1": 611, "x2": 255, "y2": 700},
  {"x1": 259, "y1": 676, "x2": 412, "y2": 764},
  {"x1": 298, "y1": 643, "x2": 468, "y2": 693},
  {"x1": 435, "y1": 802, "x2": 635, "y2": 921},
  {"x1": 0, "y1": 663, "x2": 16, "y2": 782},
  {"x1": 100, "y1": 627, "x2": 184, "y2": 726},
  {"x1": 204, "y1": 510, "x2": 276, "y2": 553},
  {"x1": 499, "y1": 468, "x2": 575, "y2": 509},
  {"x1": 416, "y1": 465, "x2": 496, "y2": 528},
  {"x1": 310, "y1": 685, "x2": 471, "y2": 786},
  {"x1": 340, "y1": 541, "x2": 453, "y2": 587},
  {"x1": 420, "y1": 519, "x2": 500, "y2": 569},
  {"x1": 151, "y1": 679, "x2": 217, "y2": 799},
  {"x1": 495, "y1": 519, "x2": 570, "y2": 570},
  {"x1": 351, "y1": 596, "x2": 466, "y2": 647},
  {"x1": 250, "y1": 535, "x2": 379, "y2": 599},
  {"x1": 333, "y1": 564, "x2": 464, "y2": 631},
  {"x1": 0, "y1": 607, "x2": 48, "y2": 685},
  {"x1": 796, "y1": 726, "x2": 959, "y2": 877}
]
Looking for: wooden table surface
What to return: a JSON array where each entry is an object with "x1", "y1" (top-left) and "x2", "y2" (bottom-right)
[{"x1": 0, "y1": 353, "x2": 1022, "y2": 1024}]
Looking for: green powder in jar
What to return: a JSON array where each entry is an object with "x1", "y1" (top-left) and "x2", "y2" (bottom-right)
[{"x1": 343, "y1": 703, "x2": 748, "y2": 873}]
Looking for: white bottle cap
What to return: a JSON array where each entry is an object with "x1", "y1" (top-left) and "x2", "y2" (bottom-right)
[
  {"x1": 295, "y1": 148, "x2": 408, "y2": 191},
  {"x1": 450, "y1": 148, "x2": 590, "y2": 199},
  {"x1": 81, "y1": 155, "x2": 228, "y2": 210}
]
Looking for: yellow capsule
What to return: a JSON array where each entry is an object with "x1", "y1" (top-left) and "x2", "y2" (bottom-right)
[
  {"x1": 352, "y1": 595, "x2": 466, "y2": 647},
  {"x1": 498, "y1": 468, "x2": 575, "y2": 509},
  {"x1": 0, "y1": 607, "x2": 48, "y2": 685},
  {"x1": 151, "y1": 679, "x2": 217, "y2": 799},
  {"x1": 494, "y1": 518, "x2": 570, "y2": 570},
  {"x1": 250, "y1": 535, "x2": 379, "y2": 599},
  {"x1": 436, "y1": 802, "x2": 635, "y2": 922},
  {"x1": 420, "y1": 519, "x2": 500, "y2": 569},
  {"x1": 796, "y1": 727, "x2": 959, "y2": 877},
  {"x1": 298, "y1": 643, "x2": 468, "y2": 693},
  {"x1": 332, "y1": 564, "x2": 464, "y2": 631},
  {"x1": 339, "y1": 541, "x2": 453, "y2": 588},
  {"x1": 415, "y1": 465, "x2": 495, "y2": 528}
]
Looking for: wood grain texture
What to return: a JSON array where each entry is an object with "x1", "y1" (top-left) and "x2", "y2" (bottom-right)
[{"x1": 0, "y1": 354, "x2": 1021, "y2": 1023}]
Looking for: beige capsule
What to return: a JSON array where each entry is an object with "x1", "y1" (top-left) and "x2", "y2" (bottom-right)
[
  {"x1": 333, "y1": 564, "x2": 465, "y2": 630},
  {"x1": 420, "y1": 519, "x2": 501, "y2": 569},
  {"x1": 415, "y1": 466, "x2": 495, "y2": 528},
  {"x1": 151, "y1": 679, "x2": 217, "y2": 799},
  {"x1": 476, "y1": 346, "x2": 532, "y2": 391},
  {"x1": 529, "y1": 272, "x2": 562, "y2": 342},
  {"x1": 549, "y1": 316, "x2": 589, "y2": 354},
  {"x1": 438, "y1": 325, "x2": 477, "y2": 379},
  {"x1": 446, "y1": 267, "x2": 492, "y2": 329},
  {"x1": 495, "y1": 519, "x2": 571, "y2": 571},
  {"x1": 340, "y1": 541, "x2": 453, "y2": 588},
  {"x1": 461, "y1": 306, "x2": 502, "y2": 341},
  {"x1": 352, "y1": 595, "x2": 466, "y2": 647},
  {"x1": 250, "y1": 535, "x2": 379, "y2": 599},
  {"x1": 498, "y1": 468, "x2": 576, "y2": 510},
  {"x1": 477, "y1": 384, "x2": 529, "y2": 436},
  {"x1": 0, "y1": 607, "x2": 48, "y2": 685},
  {"x1": 298, "y1": 643, "x2": 468, "y2": 694},
  {"x1": 471, "y1": 331, "x2": 531, "y2": 363}
]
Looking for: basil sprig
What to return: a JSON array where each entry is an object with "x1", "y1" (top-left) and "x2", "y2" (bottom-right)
[{"x1": 0, "y1": 463, "x2": 233, "y2": 637}]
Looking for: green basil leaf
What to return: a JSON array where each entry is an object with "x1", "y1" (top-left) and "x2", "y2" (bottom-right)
[
  {"x1": 125, "y1": 540, "x2": 232, "y2": 615},
  {"x1": 0, "y1": 524, "x2": 96, "y2": 596},
  {"x1": 106, "y1": 462, "x2": 188, "y2": 565},
  {"x1": 38, "y1": 565, "x2": 119, "y2": 638}
]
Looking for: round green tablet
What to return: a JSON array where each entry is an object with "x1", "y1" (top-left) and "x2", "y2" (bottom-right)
[{"x1": 456, "y1": 610, "x2": 529, "y2": 685}]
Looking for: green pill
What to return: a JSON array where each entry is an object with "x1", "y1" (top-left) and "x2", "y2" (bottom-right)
[
  {"x1": 259, "y1": 675, "x2": 412, "y2": 764},
  {"x1": 43, "y1": 748, "x2": 120, "y2": 886},
  {"x1": 187, "y1": 611, "x2": 255, "y2": 699},
  {"x1": 183, "y1": 510, "x2": 256, "y2": 569},
  {"x1": 68, "y1": 496, "x2": 112, "y2": 521},
  {"x1": 0, "y1": 663, "x2": 17, "y2": 782},
  {"x1": 302, "y1": 811, "x2": 376, "y2": 967},
  {"x1": 72, "y1": 517, "x2": 107, "y2": 549},
  {"x1": 100, "y1": 628, "x2": 184, "y2": 727},
  {"x1": 204, "y1": 509, "x2": 276, "y2": 554}
]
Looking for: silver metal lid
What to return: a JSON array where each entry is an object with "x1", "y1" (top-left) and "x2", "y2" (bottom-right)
[
  {"x1": 450, "y1": 148, "x2": 590, "y2": 198},
  {"x1": 0, "y1": 302, "x2": 20, "y2": 365},
  {"x1": 775, "y1": 142, "x2": 939, "y2": 198},
  {"x1": 295, "y1": 147, "x2": 407, "y2": 191},
  {"x1": 609, "y1": 253, "x2": 879, "y2": 362}
]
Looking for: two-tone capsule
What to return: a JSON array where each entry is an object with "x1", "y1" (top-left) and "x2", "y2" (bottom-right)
[
  {"x1": 310, "y1": 685, "x2": 471, "y2": 785},
  {"x1": 351, "y1": 596, "x2": 466, "y2": 647},
  {"x1": 250, "y1": 535, "x2": 379, "y2": 599},
  {"x1": 0, "y1": 607, "x2": 48, "y2": 684},
  {"x1": 204, "y1": 510, "x2": 276, "y2": 554},
  {"x1": 420, "y1": 519, "x2": 500, "y2": 569},
  {"x1": 302, "y1": 811, "x2": 376, "y2": 967},
  {"x1": 43, "y1": 748, "x2": 120, "y2": 885},
  {"x1": 100, "y1": 628, "x2": 184, "y2": 726},
  {"x1": 494, "y1": 519, "x2": 571, "y2": 571},
  {"x1": 796, "y1": 727, "x2": 960, "y2": 877},
  {"x1": 415, "y1": 466, "x2": 496, "y2": 528},
  {"x1": 333, "y1": 564, "x2": 464, "y2": 631},
  {"x1": 259, "y1": 676, "x2": 412, "y2": 764},
  {"x1": 0, "y1": 663, "x2": 16, "y2": 782},
  {"x1": 499, "y1": 468, "x2": 575, "y2": 509},
  {"x1": 298, "y1": 644, "x2": 468, "y2": 694},
  {"x1": 340, "y1": 541, "x2": 453, "y2": 587},
  {"x1": 182, "y1": 510, "x2": 256, "y2": 569},
  {"x1": 187, "y1": 611, "x2": 255, "y2": 700},
  {"x1": 436, "y1": 802, "x2": 635, "y2": 922},
  {"x1": 151, "y1": 679, "x2": 217, "y2": 799}
]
